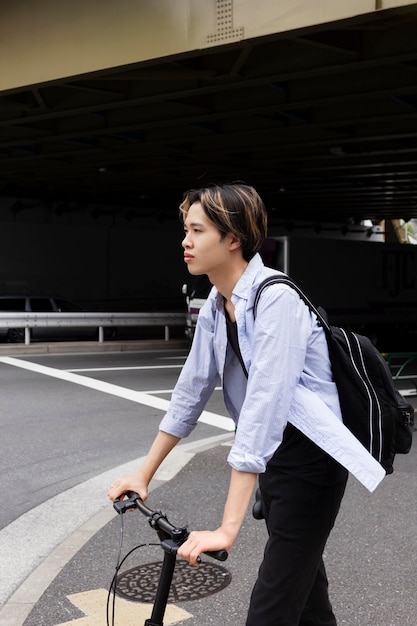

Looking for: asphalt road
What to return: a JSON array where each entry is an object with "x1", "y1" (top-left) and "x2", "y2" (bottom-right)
[
  {"x1": 0, "y1": 344, "x2": 415, "y2": 626},
  {"x1": 0, "y1": 348, "x2": 232, "y2": 530}
]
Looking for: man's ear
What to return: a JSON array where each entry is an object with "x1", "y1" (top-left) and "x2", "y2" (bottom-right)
[{"x1": 228, "y1": 233, "x2": 242, "y2": 251}]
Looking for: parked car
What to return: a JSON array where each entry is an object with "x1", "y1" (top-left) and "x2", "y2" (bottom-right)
[
  {"x1": 182, "y1": 275, "x2": 212, "y2": 339},
  {"x1": 0, "y1": 295, "x2": 94, "y2": 343}
]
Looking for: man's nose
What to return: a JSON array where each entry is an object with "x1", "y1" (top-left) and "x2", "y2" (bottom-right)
[{"x1": 182, "y1": 233, "x2": 192, "y2": 248}]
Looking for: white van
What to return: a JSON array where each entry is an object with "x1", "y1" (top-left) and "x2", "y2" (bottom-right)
[{"x1": 182, "y1": 275, "x2": 212, "y2": 339}]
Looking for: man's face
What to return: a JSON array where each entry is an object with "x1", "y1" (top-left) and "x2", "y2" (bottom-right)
[{"x1": 182, "y1": 202, "x2": 234, "y2": 278}]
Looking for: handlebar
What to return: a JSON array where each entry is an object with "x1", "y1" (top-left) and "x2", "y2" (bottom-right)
[{"x1": 113, "y1": 491, "x2": 228, "y2": 563}]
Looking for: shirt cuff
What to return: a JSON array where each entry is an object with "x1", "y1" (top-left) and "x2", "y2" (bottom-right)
[
  {"x1": 227, "y1": 446, "x2": 264, "y2": 474},
  {"x1": 159, "y1": 413, "x2": 196, "y2": 439}
]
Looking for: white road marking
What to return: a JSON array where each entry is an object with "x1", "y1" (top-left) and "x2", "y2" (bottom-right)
[
  {"x1": 0, "y1": 357, "x2": 235, "y2": 431},
  {"x1": 67, "y1": 364, "x2": 182, "y2": 372},
  {"x1": 0, "y1": 357, "x2": 235, "y2": 623},
  {"x1": 139, "y1": 386, "x2": 222, "y2": 395}
]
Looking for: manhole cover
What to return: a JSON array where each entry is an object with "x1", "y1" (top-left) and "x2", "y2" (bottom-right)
[{"x1": 115, "y1": 560, "x2": 232, "y2": 603}]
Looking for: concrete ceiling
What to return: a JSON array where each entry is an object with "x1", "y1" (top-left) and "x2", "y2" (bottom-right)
[{"x1": 2, "y1": 6, "x2": 417, "y2": 225}]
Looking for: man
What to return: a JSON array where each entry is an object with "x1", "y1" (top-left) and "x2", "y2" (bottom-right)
[{"x1": 108, "y1": 183, "x2": 384, "y2": 625}]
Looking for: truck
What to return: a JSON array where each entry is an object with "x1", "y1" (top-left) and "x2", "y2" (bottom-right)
[
  {"x1": 270, "y1": 237, "x2": 417, "y2": 350},
  {"x1": 182, "y1": 236, "x2": 417, "y2": 351}
]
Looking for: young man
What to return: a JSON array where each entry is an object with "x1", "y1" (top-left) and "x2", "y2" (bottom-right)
[{"x1": 108, "y1": 183, "x2": 385, "y2": 625}]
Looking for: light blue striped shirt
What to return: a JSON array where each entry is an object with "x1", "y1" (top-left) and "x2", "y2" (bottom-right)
[{"x1": 159, "y1": 254, "x2": 385, "y2": 492}]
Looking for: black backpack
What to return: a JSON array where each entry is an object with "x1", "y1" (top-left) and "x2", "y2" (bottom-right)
[{"x1": 254, "y1": 275, "x2": 414, "y2": 475}]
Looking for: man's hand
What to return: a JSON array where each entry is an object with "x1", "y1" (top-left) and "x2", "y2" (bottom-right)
[
  {"x1": 107, "y1": 474, "x2": 148, "y2": 502},
  {"x1": 106, "y1": 431, "x2": 181, "y2": 502},
  {"x1": 178, "y1": 528, "x2": 232, "y2": 566}
]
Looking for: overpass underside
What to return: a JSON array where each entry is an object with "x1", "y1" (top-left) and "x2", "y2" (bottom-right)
[{"x1": 1, "y1": 0, "x2": 417, "y2": 225}]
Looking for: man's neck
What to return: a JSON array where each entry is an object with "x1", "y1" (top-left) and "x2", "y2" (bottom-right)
[{"x1": 210, "y1": 258, "x2": 248, "y2": 302}]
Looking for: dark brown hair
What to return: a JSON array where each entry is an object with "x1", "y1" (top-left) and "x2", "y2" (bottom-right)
[{"x1": 180, "y1": 183, "x2": 267, "y2": 261}]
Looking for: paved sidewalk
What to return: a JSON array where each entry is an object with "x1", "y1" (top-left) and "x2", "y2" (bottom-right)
[{"x1": 3, "y1": 430, "x2": 416, "y2": 626}]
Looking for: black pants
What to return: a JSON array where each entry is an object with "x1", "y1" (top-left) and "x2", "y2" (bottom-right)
[{"x1": 246, "y1": 467, "x2": 348, "y2": 626}]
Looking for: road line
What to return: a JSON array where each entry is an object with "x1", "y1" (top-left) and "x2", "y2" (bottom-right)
[
  {"x1": 138, "y1": 386, "x2": 222, "y2": 395},
  {"x1": 67, "y1": 364, "x2": 183, "y2": 372},
  {"x1": 0, "y1": 356, "x2": 235, "y2": 432}
]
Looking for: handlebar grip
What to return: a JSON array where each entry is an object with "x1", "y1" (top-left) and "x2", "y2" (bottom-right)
[
  {"x1": 162, "y1": 540, "x2": 228, "y2": 562},
  {"x1": 202, "y1": 549, "x2": 228, "y2": 562}
]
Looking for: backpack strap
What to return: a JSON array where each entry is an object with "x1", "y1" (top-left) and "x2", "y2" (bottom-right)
[{"x1": 254, "y1": 275, "x2": 332, "y2": 334}]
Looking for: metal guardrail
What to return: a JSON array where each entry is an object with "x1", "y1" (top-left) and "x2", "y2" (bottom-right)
[
  {"x1": 383, "y1": 352, "x2": 417, "y2": 397},
  {"x1": 0, "y1": 311, "x2": 186, "y2": 345}
]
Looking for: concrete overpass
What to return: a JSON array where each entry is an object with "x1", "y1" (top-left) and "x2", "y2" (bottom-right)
[{"x1": 0, "y1": 0, "x2": 416, "y2": 307}]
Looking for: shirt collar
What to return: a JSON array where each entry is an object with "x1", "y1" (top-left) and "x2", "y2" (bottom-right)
[{"x1": 232, "y1": 253, "x2": 264, "y2": 300}]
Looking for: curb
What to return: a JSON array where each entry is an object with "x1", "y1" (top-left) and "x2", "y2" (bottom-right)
[{"x1": 0, "y1": 433, "x2": 234, "y2": 626}]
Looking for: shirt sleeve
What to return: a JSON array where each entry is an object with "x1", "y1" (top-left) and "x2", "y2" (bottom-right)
[
  {"x1": 227, "y1": 284, "x2": 314, "y2": 474},
  {"x1": 159, "y1": 295, "x2": 220, "y2": 438}
]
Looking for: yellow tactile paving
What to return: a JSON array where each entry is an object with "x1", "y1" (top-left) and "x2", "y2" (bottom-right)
[{"x1": 54, "y1": 588, "x2": 192, "y2": 625}]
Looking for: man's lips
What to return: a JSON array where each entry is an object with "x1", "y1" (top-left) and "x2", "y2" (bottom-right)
[{"x1": 184, "y1": 254, "x2": 194, "y2": 263}]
